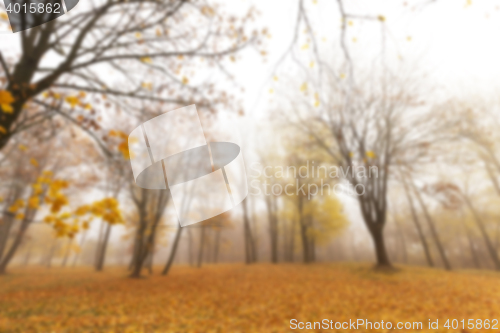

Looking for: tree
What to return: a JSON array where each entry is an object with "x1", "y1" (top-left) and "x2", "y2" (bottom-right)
[
  {"x1": 0, "y1": 0, "x2": 262, "y2": 152},
  {"x1": 129, "y1": 187, "x2": 168, "y2": 278}
]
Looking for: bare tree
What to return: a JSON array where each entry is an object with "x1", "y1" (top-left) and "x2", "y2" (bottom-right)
[{"x1": 0, "y1": 0, "x2": 261, "y2": 152}]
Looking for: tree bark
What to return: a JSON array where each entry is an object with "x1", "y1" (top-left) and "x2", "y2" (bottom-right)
[
  {"x1": 264, "y1": 195, "x2": 278, "y2": 264},
  {"x1": 95, "y1": 223, "x2": 112, "y2": 271},
  {"x1": 46, "y1": 239, "x2": 58, "y2": 268},
  {"x1": 462, "y1": 195, "x2": 500, "y2": 270},
  {"x1": 213, "y1": 227, "x2": 221, "y2": 264},
  {"x1": 0, "y1": 216, "x2": 15, "y2": 263},
  {"x1": 61, "y1": 238, "x2": 72, "y2": 267},
  {"x1": 411, "y1": 182, "x2": 452, "y2": 270},
  {"x1": 393, "y1": 217, "x2": 408, "y2": 264},
  {"x1": 162, "y1": 225, "x2": 183, "y2": 276},
  {"x1": 400, "y1": 172, "x2": 434, "y2": 267},
  {"x1": 367, "y1": 223, "x2": 392, "y2": 268},
  {"x1": 23, "y1": 244, "x2": 32, "y2": 266},
  {"x1": 465, "y1": 228, "x2": 480, "y2": 269},
  {"x1": 242, "y1": 198, "x2": 256, "y2": 264},
  {"x1": 197, "y1": 226, "x2": 206, "y2": 268},
  {"x1": 297, "y1": 194, "x2": 311, "y2": 264},
  {"x1": 0, "y1": 210, "x2": 35, "y2": 274},
  {"x1": 72, "y1": 230, "x2": 87, "y2": 267}
]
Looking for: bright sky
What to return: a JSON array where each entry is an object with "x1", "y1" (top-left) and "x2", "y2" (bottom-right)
[{"x1": 231, "y1": 0, "x2": 500, "y2": 115}]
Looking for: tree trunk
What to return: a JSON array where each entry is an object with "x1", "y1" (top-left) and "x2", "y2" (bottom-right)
[
  {"x1": 129, "y1": 220, "x2": 147, "y2": 278},
  {"x1": 289, "y1": 218, "x2": 296, "y2": 262},
  {"x1": 297, "y1": 195, "x2": 310, "y2": 264},
  {"x1": 465, "y1": 229, "x2": 480, "y2": 269},
  {"x1": 0, "y1": 211, "x2": 34, "y2": 274},
  {"x1": 46, "y1": 239, "x2": 58, "y2": 268},
  {"x1": 129, "y1": 189, "x2": 149, "y2": 278},
  {"x1": 61, "y1": 238, "x2": 72, "y2": 267},
  {"x1": 400, "y1": 170, "x2": 434, "y2": 267},
  {"x1": 265, "y1": 195, "x2": 278, "y2": 264},
  {"x1": 213, "y1": 227, "x2": 221, "y2": 264},
  {"x1": 367, "y1": 224, "x2": 392, "y2": 269},
  {"x1": 496, "y1": 222, "x2": 500, "y2": 253},
  {"x1": 309, "y1": 235, "x2": 316, "y2": 263},
  {"x1": 411, "y1": 183, "x2": 452, "y2": 270},
  {"x1": 463, "y1": 195, "x2": 500, "y2": 270},
  {"x1": 188, "y1": 227, "x2": 194, "y2": 266},
  {"x1": 197, "y1": 226, "x2": 206, "y2": 268},
  {"x1": 0, "y1": 216, "x2": 15, "y2": 262},
  {"x1": 130, "y1": 189, "x2": 168, "y2": 278},
  {"x1": 72, "y1": 230, "x2": 88, "y2": 267},
  {"x1": 23, "y1": 244, "x2": 32, "y2": 266},
  {"x1": 242, "y1": 198, "x2": 256, "y2": 264},
  {"x1": 394, "y1": 217, "x2": 408, "y2": 264},
  {"x1": 162, "y1": 225, "x2": 183, "y2": 276},
  {"x1": 249, "y1": 197, "x2": 258, "y2": 262},
  {"x1": 94, "y1": 220, "x2": 105, "y2": 267},
  {"x1": 144, "y1": 235, "x2": 155, "y2": 275},
  {"x1": 95, "y1": 223, "x2": 112, "y2": 271}
]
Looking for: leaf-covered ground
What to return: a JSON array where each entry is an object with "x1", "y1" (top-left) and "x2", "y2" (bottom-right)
[{"x1": 1, "y1": 264, "x2": 499, "y2": 332}]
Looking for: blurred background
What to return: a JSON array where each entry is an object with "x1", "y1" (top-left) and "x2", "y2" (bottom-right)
[{"x1": 1, "y1": 0, "x2": 500, "y2": 332}]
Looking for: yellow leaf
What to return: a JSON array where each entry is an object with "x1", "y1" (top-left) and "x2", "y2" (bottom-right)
[
  {"x1": 309, "y1": 61, "x2": 315, "y2": 68},
  {"x1": 0, "y1": 90, "x2": 15, "y2": 104},
  {"x1": 314, "y1": 92, "x2": 320, "y2": 107},
  {"x1": 18, "y1": 144, "x2": 28, "y2": 152},
  {"x1": 201, "y1": 6, "x2": 215, "y2": 16},
  {"x1": 15, "y1": 213, "x2": 25, "y2": 220},
  {"x1": 8, "y1": 199, "x2": 24, "y2": 213},
  {"x1": 1, "y1": 104, "x2": 13, "y2": 113},
  {"x1": 377, "y1": 15, "x2": 386, "y2": 22},
  {"x1": 42, "y1": 170, "x2": 53, "y2": 177},
  {"x1": 273, "y1": 76, "x2": 279, "y2": 81},
  {"x1": 135, "y1": 32, "x2": 142, "y2": 39},
  {"x1": 65, "y1": 96, "x2": 79, "y2": 108},
  {"x1": 366, "y1": 151, "x2": 376, "y2": 159},
  {"x1": 28, "y1": 196, "x2": 39, "y2": 209},
  {"x1": 141, "y1": 82, "x2": 153, "y2": 90},
  {"x1": 0, "y1": 12, "x2": 8, "y2": 20},
  {"x1": 300, "y1": 82, "x2": 308, "y2": 92},
  {"x1": 140, "y1": 57, "x2": 152, "y2": 64},
  {"x1": 0, "y1": 90, "x2": 14, "y2": 114},
  {"x1": 30, "y1": 158, "x2": 39, "y2": 167},
  {"x1": 182, "y1": 77, "x2": 189, "y2": 85},
  {"x1": 301, "y1": 44, "x2": 309, "y2": 50}
]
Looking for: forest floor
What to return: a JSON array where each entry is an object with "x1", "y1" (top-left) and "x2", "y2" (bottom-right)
[{"x1": 0, "y1": 263, "x2": 499, "y2": 332}]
